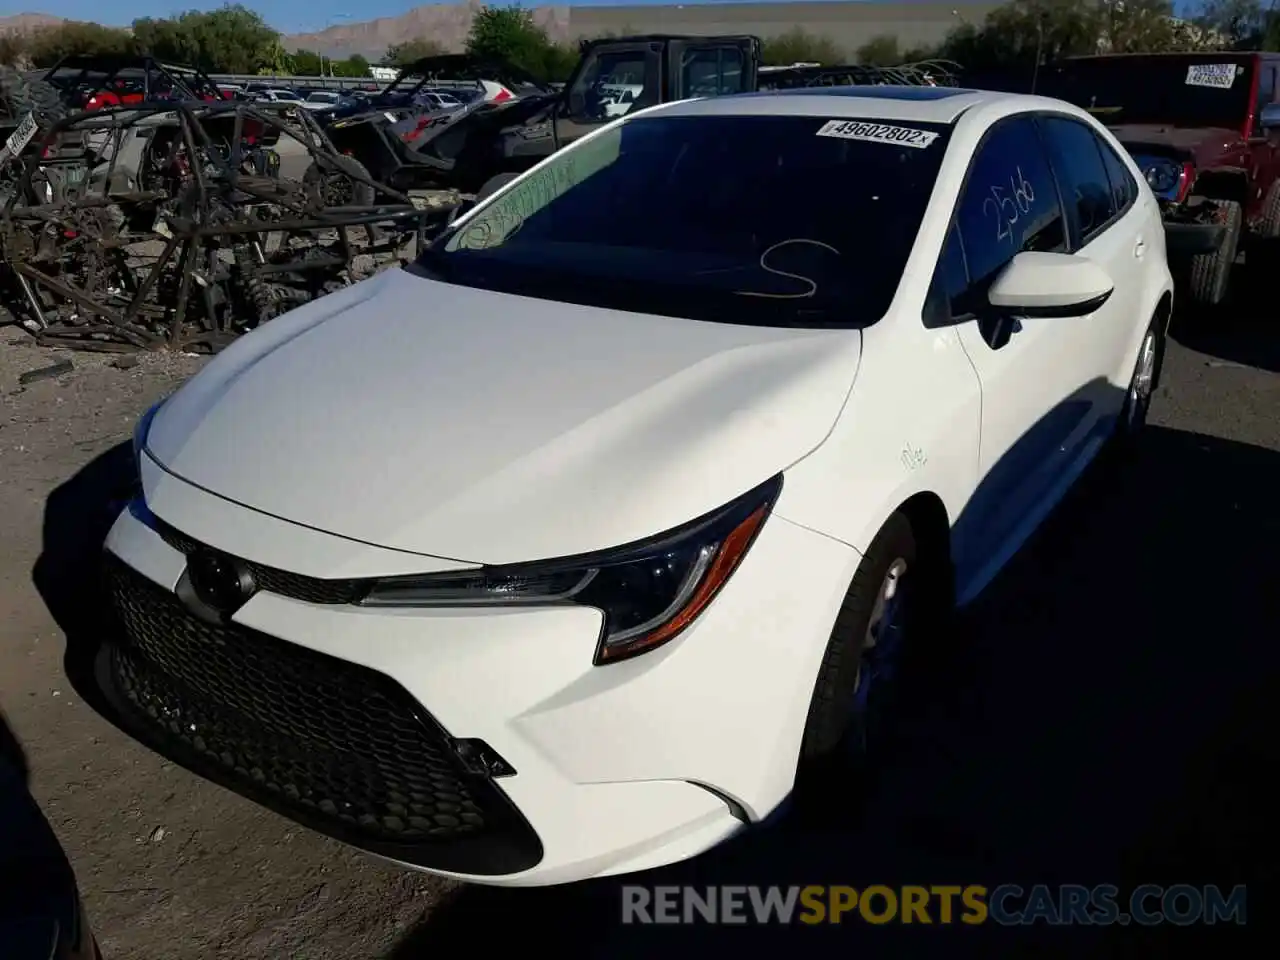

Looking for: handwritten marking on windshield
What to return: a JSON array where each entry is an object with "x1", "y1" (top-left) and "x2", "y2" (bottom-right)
[
  {"x1": 734, "y1": 238, "x2": 841, "y2": 300},
  {"x1": 982, "y1": 166, "x2": 1036, "y2": 244}
]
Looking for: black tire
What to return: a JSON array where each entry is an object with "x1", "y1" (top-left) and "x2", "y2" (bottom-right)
[
  {"x1": 1260, "y1": 180, "x2": 1280, "y2": 239},
  {"x1": 475, "y1": 171, "x2": 520, "y2": 203},
  {"x1": 1187, "y1": 198, "x2": 1241, "y2": 307},
  {"x1": 303, "y1": 155, "x2": 376, "y2": 208},
  {"x1": 799, "y1": 512, "x2": 933, "y2": 771}
]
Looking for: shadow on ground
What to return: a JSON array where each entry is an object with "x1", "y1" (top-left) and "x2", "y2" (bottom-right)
[
  {"x1": 1170, "y1": 248, "x2": 1280, "y2": 373},
  {"x1": 0, "y1": 712, "x2": 97, "y2": 958},
  {"x1": 391, "y1": 424, "x2": 1278, "y2": 957},
  {"x1": 31, "y1": 441, "x2": 135, "y2": 722}
]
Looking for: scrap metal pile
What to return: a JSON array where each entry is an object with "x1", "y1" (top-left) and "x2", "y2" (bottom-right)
[{"x1": 0, "y1": 63, "x2": 448, "y2": 353}]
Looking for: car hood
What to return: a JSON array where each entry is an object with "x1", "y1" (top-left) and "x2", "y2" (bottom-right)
[
  {"x1": 1107, "y1": 123, "x2": 1239, "y2": 164},
  {"x1": 147, "y1": 269, "x2": 862, "y2": 565}
]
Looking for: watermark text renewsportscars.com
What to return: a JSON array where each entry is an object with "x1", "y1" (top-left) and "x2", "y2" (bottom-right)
[{"x1": 621, "y1": 884, "x2": 1248, "y2": 926}]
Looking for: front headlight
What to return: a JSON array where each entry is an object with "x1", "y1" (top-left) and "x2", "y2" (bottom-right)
[
  {"x1": 363, "y1": 474, "x2": 782, "y2": 664},
  {"x1": 1142, "y1": 157, "x2": 1182, "y2": 196}
]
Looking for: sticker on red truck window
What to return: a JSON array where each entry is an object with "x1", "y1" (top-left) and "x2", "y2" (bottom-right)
[
  {"x1": 1185, "y1": 63, "x2": 1239, "y2": 89},
  {"x1": 816, "y1": 119, "x2": 938, "y2": 149}
]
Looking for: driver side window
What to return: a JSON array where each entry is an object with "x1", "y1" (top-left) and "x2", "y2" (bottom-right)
[
  {"x1": 928, "y1": 116, "x2": 1066, "y2": 330},
  {"x1": 955, "y1": 116, "x2": 1066, "y2": 299}
]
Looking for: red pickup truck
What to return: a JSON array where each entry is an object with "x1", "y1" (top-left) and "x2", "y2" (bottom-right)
[{"x1": 1039, "y1": 51, "x2": 1280, "y2": 306}]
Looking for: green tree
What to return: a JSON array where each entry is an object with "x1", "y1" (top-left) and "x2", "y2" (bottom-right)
[
  {"x1": 761, "y1": 27, "x2": 844, "y2": 66},
  {"x1": 465, "y1": 4, "x2": 567, "y2": 80},
  {"x1": 133, "y1": 4, "x2": 281, "y2": 74},
  {"x1": 1100, "y1": 0, "x2": 1193, "y2": 53},
  {"x1": 0, "y1": 33, "x2": 28, "y2": 67},
  {"x1": 384, "y1": 37, "x2": 445, "y2": 67},
  {"x1": 855, "y1": 34, "x2": 902, "y2": 66},
  {"x1": 24, "y1": 21, "x2": 134, "y2": 67},
  {"x1": 1190, "y1": 0, "x2": 1266, "y2": 48},
  {"x1": 937, "y1": 0, "x2": 1102, "y2": 74},
  {"x1": 292, "y1": 48, "x2": 323, "y2": 75},
  {"x1": 332, "y1": 54, "x2": 371, "y2": 78}
]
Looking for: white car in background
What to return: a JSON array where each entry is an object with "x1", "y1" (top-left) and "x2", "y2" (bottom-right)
[
  {"x1": 106, "y1": 87, "x2": 1173, "y2": 887},
  {"x1": 254, "y1": 88, "x2": 305, "y2": 106},
  {"x1": 301, "y1": 90, "x2": 342, "y2": 111}
]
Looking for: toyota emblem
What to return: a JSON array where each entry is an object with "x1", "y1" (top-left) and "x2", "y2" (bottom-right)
[{"x1": 186, "y1": 549, "x2": 256, "y2": 614}]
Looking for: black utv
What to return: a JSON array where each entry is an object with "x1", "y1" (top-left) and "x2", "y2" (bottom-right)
[{"x1": 322, "y1": 36, "x2": 762, "y2": 196}]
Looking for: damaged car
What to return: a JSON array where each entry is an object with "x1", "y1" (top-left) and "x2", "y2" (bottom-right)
[{"x1": 1039, "y1": 51, "x2": 1280, "y2": 306}]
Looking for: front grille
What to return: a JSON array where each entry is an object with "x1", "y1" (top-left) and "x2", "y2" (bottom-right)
[
  {"x1": 152, "y1": 518, "x2": 366, "y2": 605},
  {"x1": 103, "y1": 554, "x2": 542, "y2": 875}
]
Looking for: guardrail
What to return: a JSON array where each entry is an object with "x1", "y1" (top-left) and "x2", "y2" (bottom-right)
[
  {"x1": 209, "y1": 73, "x2": 382, "y2": 92},
  {"x1": 208, "y1": 73, "x2": 497, "y2": 95}
]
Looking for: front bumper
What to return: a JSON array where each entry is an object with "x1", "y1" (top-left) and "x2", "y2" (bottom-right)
[{"x1": 101, "y1": 471, "x2": 857, "y2": 886}]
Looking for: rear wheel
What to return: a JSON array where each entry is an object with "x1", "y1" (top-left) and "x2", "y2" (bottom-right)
[
  {"x1": 1187, "y1": 198, "x2": 1241, "y2": 307},
  {"x1": 1113, "y1": 315, "x2": 1166, "y2": 448}
]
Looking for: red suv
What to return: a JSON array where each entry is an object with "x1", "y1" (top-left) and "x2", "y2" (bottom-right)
[{"x1": 1039, "y1": 52, "x2": 1280, "y2": 306}]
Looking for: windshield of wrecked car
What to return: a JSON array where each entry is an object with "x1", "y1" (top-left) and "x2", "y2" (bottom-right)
[
  {"x1": 414, "y1": 114, "x2": 950, "y2": 328},
  {"x1": 1038, "y1": 57, "x2": 1252, "y2": 128}
]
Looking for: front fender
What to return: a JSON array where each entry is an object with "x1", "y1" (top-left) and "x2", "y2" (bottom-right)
[{"x1": 773, "y1": 321, "x2": 980, "y2": 561}]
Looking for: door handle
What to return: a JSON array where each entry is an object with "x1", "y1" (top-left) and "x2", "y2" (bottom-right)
[{"x1": 1134, "y1": 238, "x2": 1146, "y2": 259}]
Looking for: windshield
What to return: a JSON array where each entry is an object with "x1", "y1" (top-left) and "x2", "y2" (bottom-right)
[
  {"x1": 1038, "y1": 56, "x2": 1252, "y2": 128},
  {"x1": 414, "y1": 114, "x2": 950, "y2": 328}
]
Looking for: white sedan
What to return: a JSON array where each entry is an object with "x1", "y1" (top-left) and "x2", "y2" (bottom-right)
[{"x1": 105, "y1": 87, "x2": 1172, "y2": 886}]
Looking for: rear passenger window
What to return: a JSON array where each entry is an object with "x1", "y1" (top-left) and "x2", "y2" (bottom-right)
[
  {"x1": 1038, "y1": 115, "x2": 1118, "y2": 244},
  {"x1": 955, "y1": 116, "x2": 1066, "y2": 296},
  {"x1": 1096, "y1": 133, "x2": 1138, "y2": 213}
]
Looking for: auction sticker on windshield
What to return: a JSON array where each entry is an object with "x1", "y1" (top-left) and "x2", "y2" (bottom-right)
[
  {"x1": 1185, "y1": 63, "x2": 1239, "y2": 89},
  {"x1": 816, "y1": 120, "x2": 938, "y2": 149}
]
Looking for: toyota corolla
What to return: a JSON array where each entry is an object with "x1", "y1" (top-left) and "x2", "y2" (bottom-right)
[{"x1": 103, "y1": 86, "x2": 1173, "y2": 886}]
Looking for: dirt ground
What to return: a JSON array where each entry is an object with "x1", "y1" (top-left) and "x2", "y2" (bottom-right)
[
  {"x1": 1, "y1": 300, "x2": 1275, "y2": 958},
  {"x1": 0, "y1": 341, "x2": 458, "y2": 959}
]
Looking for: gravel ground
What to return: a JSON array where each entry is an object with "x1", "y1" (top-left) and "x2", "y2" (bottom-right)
[
  {"x1": 0, "y1": 274, "x2": 1275, "y2": 957},
  {"x1": 0, "y1": 340, "x2": 458, "y2": 959}
]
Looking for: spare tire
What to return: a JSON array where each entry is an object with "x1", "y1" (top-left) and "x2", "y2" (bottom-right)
[{"x1": 0, "y1": 66, "x2": 67, "y2": 131}]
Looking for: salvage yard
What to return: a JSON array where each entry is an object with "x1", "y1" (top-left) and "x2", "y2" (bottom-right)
[{"x1": 1, "y1": 276, "x2": 1277, "y2": 957}]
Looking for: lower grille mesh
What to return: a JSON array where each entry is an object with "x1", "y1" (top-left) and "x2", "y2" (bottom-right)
[{"x1": 103, "y1": 554, "x2": 542, "y2": 873}]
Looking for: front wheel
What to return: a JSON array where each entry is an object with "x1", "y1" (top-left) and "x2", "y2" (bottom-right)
[{"x1": 798, "y1": 512, "x2": 928, "y2": 782}]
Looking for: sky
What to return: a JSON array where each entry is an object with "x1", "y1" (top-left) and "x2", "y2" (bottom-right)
[{"x1": 4, "y1": 0, "x2": 999, "y2": 38}]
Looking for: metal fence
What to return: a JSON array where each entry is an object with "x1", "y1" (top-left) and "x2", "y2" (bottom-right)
[{"x1": 209, "y1": 73, "x2": 382, "y2": 92}]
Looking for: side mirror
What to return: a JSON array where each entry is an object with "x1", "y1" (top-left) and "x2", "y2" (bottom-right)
[
  {"x1": 1260, "y1": 102, "x2": 1280, "y2": 130},
  {"x1": 988, "y1": 251, "x2": 1115, "y2": 318}
]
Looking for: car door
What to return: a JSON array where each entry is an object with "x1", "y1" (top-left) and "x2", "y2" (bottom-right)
[
  {"x1": 940, "y1": 114, "x2": 1092, "y2": 588},
  {"x1": 1036, "y1": 113, "x2": 1146, "y2": 424},
  {"x1": 556, "y1": 41, "x2": 663, "y2": 149}
]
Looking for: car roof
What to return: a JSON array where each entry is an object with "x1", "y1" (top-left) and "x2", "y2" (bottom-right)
[{"x1": 653, "y1": 86, "x2": 1035, "y2": 125}]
